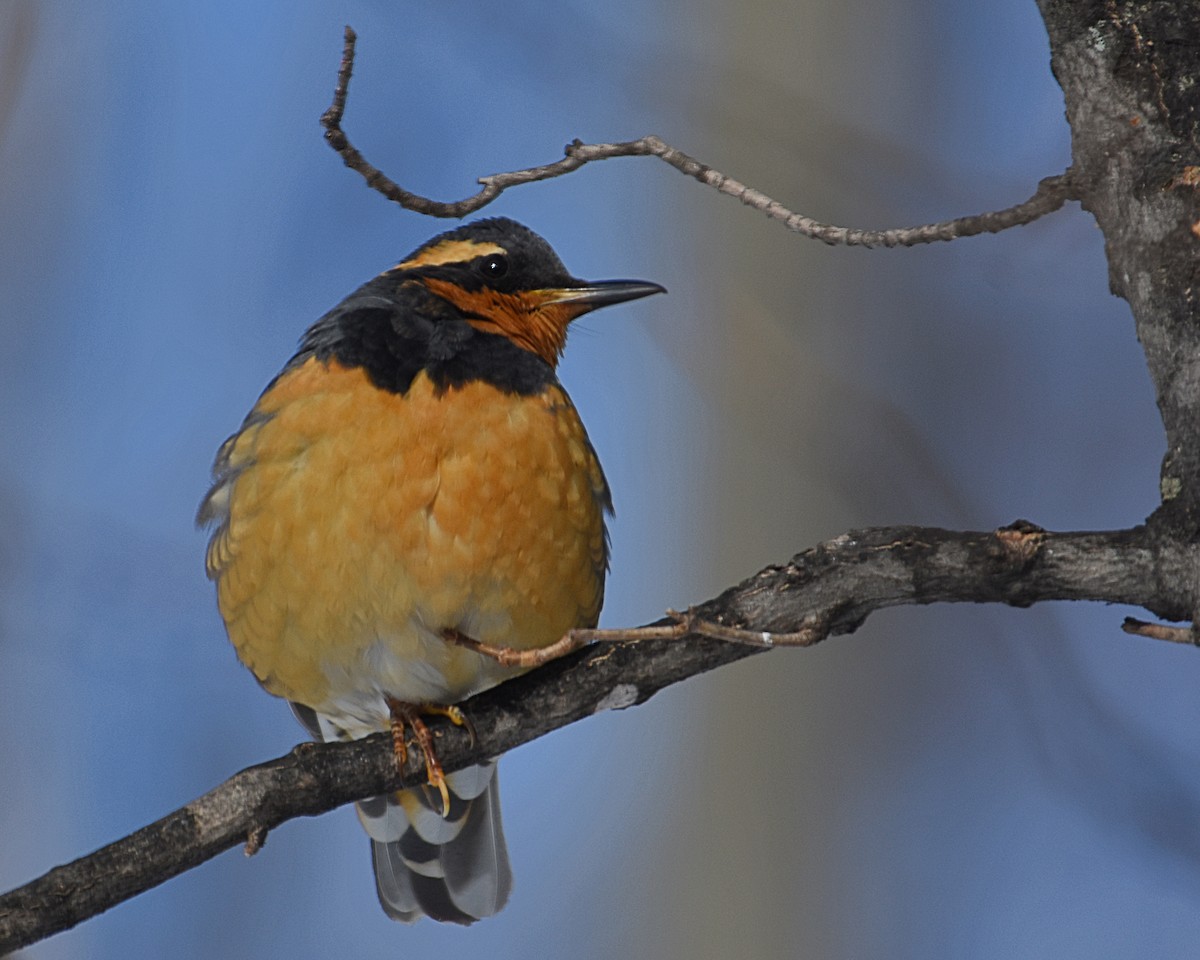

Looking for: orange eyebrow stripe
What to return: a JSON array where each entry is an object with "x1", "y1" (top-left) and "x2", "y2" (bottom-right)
[{"x1": 397, "y1": 239, "x2": 506, "y2": 269}]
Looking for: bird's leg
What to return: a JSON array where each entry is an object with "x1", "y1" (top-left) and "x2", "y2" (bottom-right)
[
  {"x1": 442, "y1": 627, "x2": 592, "y2": 667},
  {"x1": 442, "y1": 617, "x2": 693, "y2": 667},
  {"x1": 386, "y1": 697, "x2": 455, "y2": 816}
]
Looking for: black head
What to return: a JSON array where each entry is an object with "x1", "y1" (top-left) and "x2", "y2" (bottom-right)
[{"x1": 390, "y1": 218, "x2": 666, "y2": 365}]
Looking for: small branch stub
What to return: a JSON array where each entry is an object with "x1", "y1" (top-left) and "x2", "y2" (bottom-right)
[
  {"x1": 244, "y1": 826, "x2": 268, "y2": 857},
  {"x1": 1121, "y1": 617, "x2": 1197, "y2": 645}
]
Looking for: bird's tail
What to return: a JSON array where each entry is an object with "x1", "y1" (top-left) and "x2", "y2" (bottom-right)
[
  {"x1": 359, "y1": 762, "x2": 512, "y2": 924},
  {"x1": 289, "y1": 700, "x2": 512, "y2": 924}
]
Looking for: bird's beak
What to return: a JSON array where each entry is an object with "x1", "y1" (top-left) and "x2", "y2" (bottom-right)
[{"x1": 539, "y1": 279, "x2": 667, "y2": 312}]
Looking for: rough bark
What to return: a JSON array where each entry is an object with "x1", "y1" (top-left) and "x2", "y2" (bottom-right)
[{"x1": 1040, "y1": 1, "x2": 1200, "y2": 536}]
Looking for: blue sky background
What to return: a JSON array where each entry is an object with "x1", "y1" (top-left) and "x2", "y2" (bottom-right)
[{"x1": 4, "y1": 2, "x2": 1200, "y2": 958}]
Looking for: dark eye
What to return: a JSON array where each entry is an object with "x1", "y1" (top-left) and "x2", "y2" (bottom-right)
[{"x1": 480, "y1": 254, "x2": 509, "y2": 279}]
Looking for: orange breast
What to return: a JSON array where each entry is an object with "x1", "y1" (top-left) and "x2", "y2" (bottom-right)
[{"x1": 207, "y1": 357, "x2": 608, "y2": 715}]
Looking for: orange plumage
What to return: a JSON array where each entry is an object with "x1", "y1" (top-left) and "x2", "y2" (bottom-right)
[{"x1": 210, "y1": 357, "x2": 607, "y2": 715}]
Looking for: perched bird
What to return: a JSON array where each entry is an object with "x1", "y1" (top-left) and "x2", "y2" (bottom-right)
[{"x1": 198, "y1": 218, "x2": 664, "y2": 924}]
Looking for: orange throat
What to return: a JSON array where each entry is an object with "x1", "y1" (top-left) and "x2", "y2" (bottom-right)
[{"x1": 422, "y1": 278, "x2": 579, "y2": 366}]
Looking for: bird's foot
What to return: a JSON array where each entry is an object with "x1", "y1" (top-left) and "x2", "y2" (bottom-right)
[{"x1": 386, "y1": 697, "x2": 468, "y2": 816}]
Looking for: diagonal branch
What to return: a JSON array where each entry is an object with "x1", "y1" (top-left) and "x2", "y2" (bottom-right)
[
  {"x1": 1, "y1": 521, "x2": 1192, "y2": 954},
  {"x1": 320, "y1": 26, "x2": 1076, "y2": 246}
]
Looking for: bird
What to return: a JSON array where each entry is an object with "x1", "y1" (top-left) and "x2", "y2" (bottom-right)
[{"x1": 198, "y1": 217, "x2": 664, "y2": 924}]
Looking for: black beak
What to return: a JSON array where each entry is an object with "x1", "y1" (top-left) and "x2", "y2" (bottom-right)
[{"x1": 543, "y1": 279, "x2": 667, "y2": 310}]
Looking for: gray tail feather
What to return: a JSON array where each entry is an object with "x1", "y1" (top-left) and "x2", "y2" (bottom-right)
[
  {"x1": 365, "y1": 766, "x2": 513, "y2": 924},
  {"x1": 289, "y1": 701, "x2": 513, "y2": 924}
]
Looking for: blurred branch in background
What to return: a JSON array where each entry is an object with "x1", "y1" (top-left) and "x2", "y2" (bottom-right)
[{"x1": 0, "y1": 1, "x2": 36, "y2": 146}]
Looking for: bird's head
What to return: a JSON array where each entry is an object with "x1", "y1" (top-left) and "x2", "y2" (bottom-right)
[{"x1": 391, "y1": 218, "x2": 665, "y2": 366}]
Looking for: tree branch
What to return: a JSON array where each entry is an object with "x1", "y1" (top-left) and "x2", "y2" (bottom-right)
[
  {"x1": 1, "y1": 521, "x2": 1192, "y2": 954},
  {"x1": 321, "y1": 26, "x2": 1075, "y2": 246}
]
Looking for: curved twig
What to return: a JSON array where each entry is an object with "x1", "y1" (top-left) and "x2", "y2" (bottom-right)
[{"x1": 321, "y1": 26, "x2": 1076, "y2": 246}]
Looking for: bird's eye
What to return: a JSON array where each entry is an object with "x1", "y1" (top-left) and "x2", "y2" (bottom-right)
[{"x1": 480, "y1": 254, "x2": 509, "y2": 279}]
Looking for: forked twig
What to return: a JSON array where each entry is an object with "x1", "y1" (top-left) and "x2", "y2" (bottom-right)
[{"x1": 322, "y1": 26, "x2": 1076, "y2": 246}]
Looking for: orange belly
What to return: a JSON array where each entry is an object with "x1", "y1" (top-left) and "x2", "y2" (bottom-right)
[{"x1": 207, "y1": 357, "x2": 608, "y2": 729}]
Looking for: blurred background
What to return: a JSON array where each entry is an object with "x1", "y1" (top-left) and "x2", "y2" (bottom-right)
[{"x1": 3, "y1": 1, "x2": 1199, "y2": 957}]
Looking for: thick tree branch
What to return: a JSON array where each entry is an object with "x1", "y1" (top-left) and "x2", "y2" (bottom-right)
[
  {"x1": 1, "y1": 521, "x2": 1193, "y2": 953},
  {"x1": 321, "y1": 26, "x2": 1074, "y2": 246}
]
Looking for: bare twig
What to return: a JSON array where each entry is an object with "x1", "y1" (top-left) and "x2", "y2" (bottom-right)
[
  {"x1": 670, "y1": 607, "x2": 830, "y2": 647},
  {"x1": 320, "y1": 26, "x2": 1075, "y2": 246}
]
